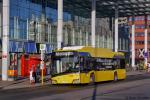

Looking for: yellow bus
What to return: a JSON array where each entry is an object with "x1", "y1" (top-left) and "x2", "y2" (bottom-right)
[{"x1": 51, "y1": 46, "x2": 126, "y2": 84}]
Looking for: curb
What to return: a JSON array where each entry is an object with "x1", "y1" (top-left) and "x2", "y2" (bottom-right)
[
  {"x1": 0, "y1": 82, "x2": 52, "y2": 91},
  {"x1": 126, "y1": 71, "x2": 146, "y2": 76},
  {"x1": 0, "y1": 72, "x2": 147, "y2": 91}
]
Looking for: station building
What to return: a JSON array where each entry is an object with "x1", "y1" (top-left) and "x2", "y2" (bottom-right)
[
  {"x1": 0, "y1": 0, "x2": 129, "y2": 79},
  {"x1": 128, "y1": 16, "x2": 150, "y2": 65}
]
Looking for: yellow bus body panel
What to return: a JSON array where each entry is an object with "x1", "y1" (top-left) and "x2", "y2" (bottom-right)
[
  {"x1": 80, "y1": 73, "x2": 90, "y2": 84},
  {"x1": 95, "y1": 70, "x2": 114, "y2": 82},
  {"x1": 116, "y1": 69, "x2": 126, "y2": 80},
  {"x1": 51, "y1": 73, "x2": 80, "y2": 84},
  {"x1": 80, "y1": 71, "x2": 95, "y2": 84}
]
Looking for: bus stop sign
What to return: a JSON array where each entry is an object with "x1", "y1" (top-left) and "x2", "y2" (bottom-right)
[{"x1": 40, "y1": 44, "x2": 46, "y2": 51}]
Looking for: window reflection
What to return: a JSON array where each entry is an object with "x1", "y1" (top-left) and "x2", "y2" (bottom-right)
[{"x1": 9, "y1": 0, "x2": 58, "y2": 46}]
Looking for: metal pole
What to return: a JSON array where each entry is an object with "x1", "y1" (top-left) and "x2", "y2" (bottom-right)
[
  {"x1": 131, "y1": 16, "x2": 135, "y2": 68},
  {"x1": 2, "y1": 0, "x2": 10, "y2": 81},
  {"x1": 115, "y1": 7, "x2": 118, "y2": 52},
  {"x1": 144, "y1": 15, "x2": 148, "y2": 69},
  {"x1": 41, "y1": 49, "x2": 45, "y2": 85},
  {"x1": 91, "y1": 0, "x2": 96, "y2": 47},
  {"x1": 57, "y1": 0, "x2": 63, "y2": 49},
  {"x1": 41, "y1": 65, "x2": 44, "y2": 85}
]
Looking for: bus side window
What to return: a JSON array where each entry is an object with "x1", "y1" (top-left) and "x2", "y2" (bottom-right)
[
  {"x1": 80, "y1": 57, "x2": 84, "y2": 66},
  {"x1": 80, "y1": 57, "x2": 87, "y2": 71},
  {"x1": 120, "y1": 59, "x2": 125, "y2": 69},
  {"x1": 113, "y1": 60, "x2": 118, "y2": 69},
  {"x1": 95, "y1": 62, "x2": 102, "y2": 70}
]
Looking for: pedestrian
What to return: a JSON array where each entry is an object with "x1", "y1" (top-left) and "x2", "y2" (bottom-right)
[
  {"x1": 33, "y1": 70, "x2": 36, "y2": 83},
  {"x1": 29, "y1": 68, "x2": 34, "y2": 84},
  {"x1": 36, "y1": 66, "x2": 40, "y2": 83},
  {"x1": 147, "y1": 63, "x2": 150, "y2": 73}
]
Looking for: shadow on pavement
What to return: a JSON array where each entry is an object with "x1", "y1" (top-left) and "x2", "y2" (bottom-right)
[{"x1": 92, "y1": 84, "x2": 97, "y2": 100}]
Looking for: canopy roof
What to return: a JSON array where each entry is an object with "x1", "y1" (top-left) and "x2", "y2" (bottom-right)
[{"x1": 32, "y1": 0, "x2": 150, "y2": 18}]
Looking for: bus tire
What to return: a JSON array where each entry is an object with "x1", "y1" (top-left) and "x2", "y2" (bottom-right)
[
  {"x1": 89, "y1": 73, "x2": 95, "y2": 85},
  {"x1": 114, "y1": 72, "x2": 118, "y2": 81}
]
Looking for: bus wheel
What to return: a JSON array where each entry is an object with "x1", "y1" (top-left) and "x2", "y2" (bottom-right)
[
  {"x1": 114, "y1": 72, "x2": 118, "y2": 81},
  {"x1": 89, "y1": 74, "x2": 95, "y2": 85}
]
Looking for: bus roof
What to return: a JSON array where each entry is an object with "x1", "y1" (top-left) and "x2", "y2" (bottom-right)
[{"x1": 55, "y1": 46, "x2": 124, "y2": 58}]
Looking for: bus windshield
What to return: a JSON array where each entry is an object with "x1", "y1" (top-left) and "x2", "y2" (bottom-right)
[{"x1": 52, "y1": 52, "x2": 80, "y2": 74}]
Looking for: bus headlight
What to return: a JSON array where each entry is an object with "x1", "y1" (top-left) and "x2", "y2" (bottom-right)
[{"x1": 72, "y1": 79, "x2": 80, "y2": 84}]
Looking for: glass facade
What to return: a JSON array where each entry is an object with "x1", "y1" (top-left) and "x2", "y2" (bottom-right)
[
  {"x1": 129, "y1": 16, "x2": 146, "y2": 21},
  {"x1": 7, "y1": 0, "x2": 114, "y2": 51},
  {"x1": 9, "y1": 0, "x2": 59, "y2": 49},
  {"x1": 0, "y1": 0, "x2": 130, "y2": 76},
  {"x1": 0, "y1": 0, "x2": 130, "y2": 53}
]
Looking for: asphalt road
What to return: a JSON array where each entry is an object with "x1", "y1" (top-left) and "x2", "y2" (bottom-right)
[{"x1": 0, "y1": 73, "x2": 150, "y2": 100}]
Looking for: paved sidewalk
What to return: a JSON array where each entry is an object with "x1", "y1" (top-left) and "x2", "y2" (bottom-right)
[
  {"x1": 0, "y1": 70, "x2": 147, "y2": 90},
  {"x1": 126, "y1": 70, "x2": 147, "y2": 76},
  {"x1": 0, "y1": 75, "x2": 51, "y2": 90}
]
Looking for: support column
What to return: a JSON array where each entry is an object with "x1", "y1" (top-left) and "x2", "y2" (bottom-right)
[
  {"x1": 86, "y1": 31, "x2": 89, "y2": 46},
  {"x1": 97, "y1": 35, "x2": 100, "y2": 48},
  {"x1": 111, "y1": 17, "x2": 114, "y2": 49},
  {"x1": 57, "y1": 0, "x2": 63, "y2": 49},
  {"x1": 144, "y1": 15, "x2": 148, "y2": 69},
  {"x1": 0, "y1": 12, "x2": 2, "y2": 38},
  {"x1": 14, "y1": 16, "x2": 17, "y2": 39},
  {"x1": 71, "y1": 12, "x2": 75, "y2": 46},
  {"x1": 72, "y1": 28, "x2": 75, "y2": 45},
  {"x1": 79, "y1": 29, "x2": 82, "y2": 46},
  {"x1": 102, "y1": 35, "x2": 105, "y2": 48},
  {"x1": 56, "y1": 0, "x2": 63, "y2": 73},
  {"x1": 91, "y1": 0, "x2": 96, "y2": 47},
  {"x1": 48, "y1": 23, "x2": 51, "y2": 43},
  {"x1": 115, "y1": 7, "x2": 118, "y2": 52},
  {"x1": 2, "y1": 0, "x2": 10, "y2": 81},
  {"x1": 27, "y1": 18, "x2": 29, "y2": 40},
  {"x1": 131, "y1": 16, "x2": 135, "y2": 68},
  {"x1": 64, "y1": 26, "x2": 68, "y2": 45},
  {"x1": 16, "y1": 17, "x2": 19, "y2": 39}
]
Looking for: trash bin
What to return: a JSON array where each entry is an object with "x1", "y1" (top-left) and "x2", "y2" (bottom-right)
[{"x1": 8, "y1": 69, "x2": 18, "y2": 81}]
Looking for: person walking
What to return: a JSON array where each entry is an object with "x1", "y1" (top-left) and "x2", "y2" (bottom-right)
[
  {"x1": 36, "y1": 66, "x2": 40, "y2": 83},
  {"x1": 147, "y1": 63, "x2": 150, "y2": 73},
  {"x1": 29, "y1": 68, "x2": 34, "y2": 84},
  {"x1": 33, "y1": 70, "x2": 36, "y2": 83}
]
